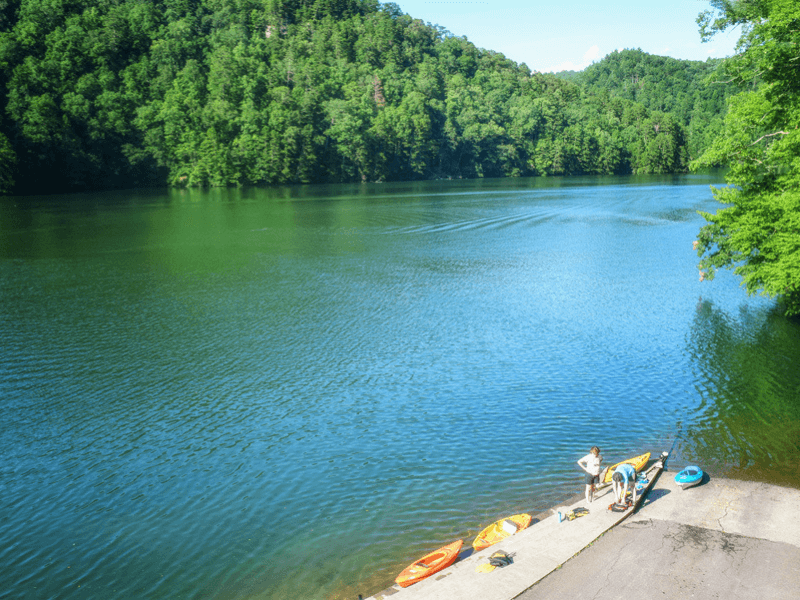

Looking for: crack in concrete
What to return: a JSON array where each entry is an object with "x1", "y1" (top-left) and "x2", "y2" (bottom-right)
[
  {"x1": 717, "y1": 502, "x2": 730, "y2": 533},
  {"x1": 588, "y1": 519, "x2": 656, "y2": 600},
  {"x1": 592, "y1": 545, "x2": 622, "y2": 600}
]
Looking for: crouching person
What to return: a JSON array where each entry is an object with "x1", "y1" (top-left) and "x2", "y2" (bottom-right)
[{"x1": 612, "y1": 463, "x2": 637, "y2": 507}]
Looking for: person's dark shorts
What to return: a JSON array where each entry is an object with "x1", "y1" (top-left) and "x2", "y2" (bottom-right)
[{"x1": 585, "y1": 473, "x2": 599, "y2": 485}]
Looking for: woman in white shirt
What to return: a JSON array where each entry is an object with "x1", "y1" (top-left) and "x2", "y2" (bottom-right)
[{"x1": 577, "y1": 446, "x2": 602, "y2": 503}]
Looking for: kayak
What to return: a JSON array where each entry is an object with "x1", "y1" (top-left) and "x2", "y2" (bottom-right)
[
  {"x1": 675, "y1": 465, "x2": 703, "y2": 490},
  {"x1": 614, "y1": 451, "x2": 669, "y2": 511},
  {"x1": 602, "y1": 452, "x2": 651, "y2": 483},
  {"x1": 395, "y1": 540, "x2": 463, "y2": 588},
  {"x1": 472, "y1": 513, "x2": 532, "y2": 551}
]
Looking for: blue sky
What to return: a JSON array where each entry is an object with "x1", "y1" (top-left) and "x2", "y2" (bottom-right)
[{"x1": 392, "y1": 1, "x2": 740, "y2": 72}]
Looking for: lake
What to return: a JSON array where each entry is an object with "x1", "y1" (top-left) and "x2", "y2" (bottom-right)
[{"x1": 2, "y1": 174, "x2": 799, "y2": 599}]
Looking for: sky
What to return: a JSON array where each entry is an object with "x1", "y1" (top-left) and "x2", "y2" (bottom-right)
[{"x1": 392, "y1": 0, "x2": 741, "y2": 72}]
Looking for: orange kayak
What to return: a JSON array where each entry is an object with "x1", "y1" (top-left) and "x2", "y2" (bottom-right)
[
  {"x1": 395, "y1": 540, "x2": 463, "y2": 588},
  {"x1": 472, "y1": 513, "x2": 532, "y2": 551},
  {"x1": 602, "y1": 452, "x2": 651, "y2": 483}
]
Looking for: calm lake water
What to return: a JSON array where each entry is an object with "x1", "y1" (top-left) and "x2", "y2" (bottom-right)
[{"x1": 2, "y1": 174, "x2": 799, "y2": 600}]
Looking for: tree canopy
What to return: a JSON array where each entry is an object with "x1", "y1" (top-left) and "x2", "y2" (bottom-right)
[
  {"x1": 0, "y1": 0, "x2": 693, "y2": 194},
  {"x1": 570, "y1": 48, "x2": 737, "y2": 160},
  {"x1": 692, "y1": 0, "x2": 800, "y2": 316}
]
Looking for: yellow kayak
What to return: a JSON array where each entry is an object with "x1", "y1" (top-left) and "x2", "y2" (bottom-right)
[
  {"x1": 602, "y1": 452, "x2": 651, "y2": 483},
  {"x1": 472, "y1": 513, "x2": 532, "y2": 551}
]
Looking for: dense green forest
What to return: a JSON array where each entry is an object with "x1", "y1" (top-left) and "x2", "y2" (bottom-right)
[
  {"x1": 566, "y1": 49, "x2": 737, "y2": 160},
  {"x1": 0, "y1": 0, "x2": 693, "y2": 194},
  {"x1": 691, "y1": 0, "x2": 800, "y2": 316}
]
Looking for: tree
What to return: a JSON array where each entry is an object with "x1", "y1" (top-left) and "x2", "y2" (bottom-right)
[
  {"x1": 572, "y1": 48, "x2": 735, "y2": 160},
  {"x1": 0, "y1": 0, "x2": 700, "y2": 193},
  {"x1": 692, "y1": 0, "x2": 800, "y2": 316},
  {"x1": 0, "y1": 130, "x2": 14, "y2": 193}
]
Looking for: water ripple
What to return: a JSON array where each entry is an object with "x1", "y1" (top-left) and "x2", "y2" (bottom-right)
[{"x1": 1, "y1": 175, "x2": 797, "y2": 600}]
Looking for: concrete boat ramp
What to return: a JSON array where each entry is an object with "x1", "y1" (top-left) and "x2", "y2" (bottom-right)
[{"x1": 365, "y1": 460, "x2": 800, "y2": 600}]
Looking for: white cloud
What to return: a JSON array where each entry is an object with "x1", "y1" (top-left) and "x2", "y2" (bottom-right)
[
  {"x1": 543, "y1": 45, "x2": 602, "y2": 73},
  {"x1": 583, "y1": 45, "x2": 601, "y2": 63}
]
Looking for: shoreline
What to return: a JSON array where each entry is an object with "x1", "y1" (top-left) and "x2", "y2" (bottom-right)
[{"x1": 363, "y1": 462, "x2": 800, "y2": 600}]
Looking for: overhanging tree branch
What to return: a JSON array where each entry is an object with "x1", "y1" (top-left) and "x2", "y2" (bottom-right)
[{"x1": 750, "y1": 130, "x2": 790, "y2": 145}]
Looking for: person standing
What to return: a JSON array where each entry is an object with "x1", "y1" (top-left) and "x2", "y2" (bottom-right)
[
  {"x1": 612, "y1": 462, "x2": 637, "y2": 506},
  {"x1": 577, "y1": 446, "x2": 602, "y2": 503}
]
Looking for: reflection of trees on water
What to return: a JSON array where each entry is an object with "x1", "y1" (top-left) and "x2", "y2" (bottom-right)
[{"x1": 682, "y1": 297, "x2": 800, "y2": 488}]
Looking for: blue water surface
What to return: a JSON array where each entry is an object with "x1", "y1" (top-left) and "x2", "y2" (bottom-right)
[{"x1": 1, "y1": 174, "x2": 799, "y2": 599}]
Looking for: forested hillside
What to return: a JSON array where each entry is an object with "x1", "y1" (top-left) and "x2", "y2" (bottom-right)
[
  {"x1": 0, "y1": 0, "x2": 693, "y2": 194},
  {"x1": 572, "y1": 49, "x2": 737, "y2": 160}
]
